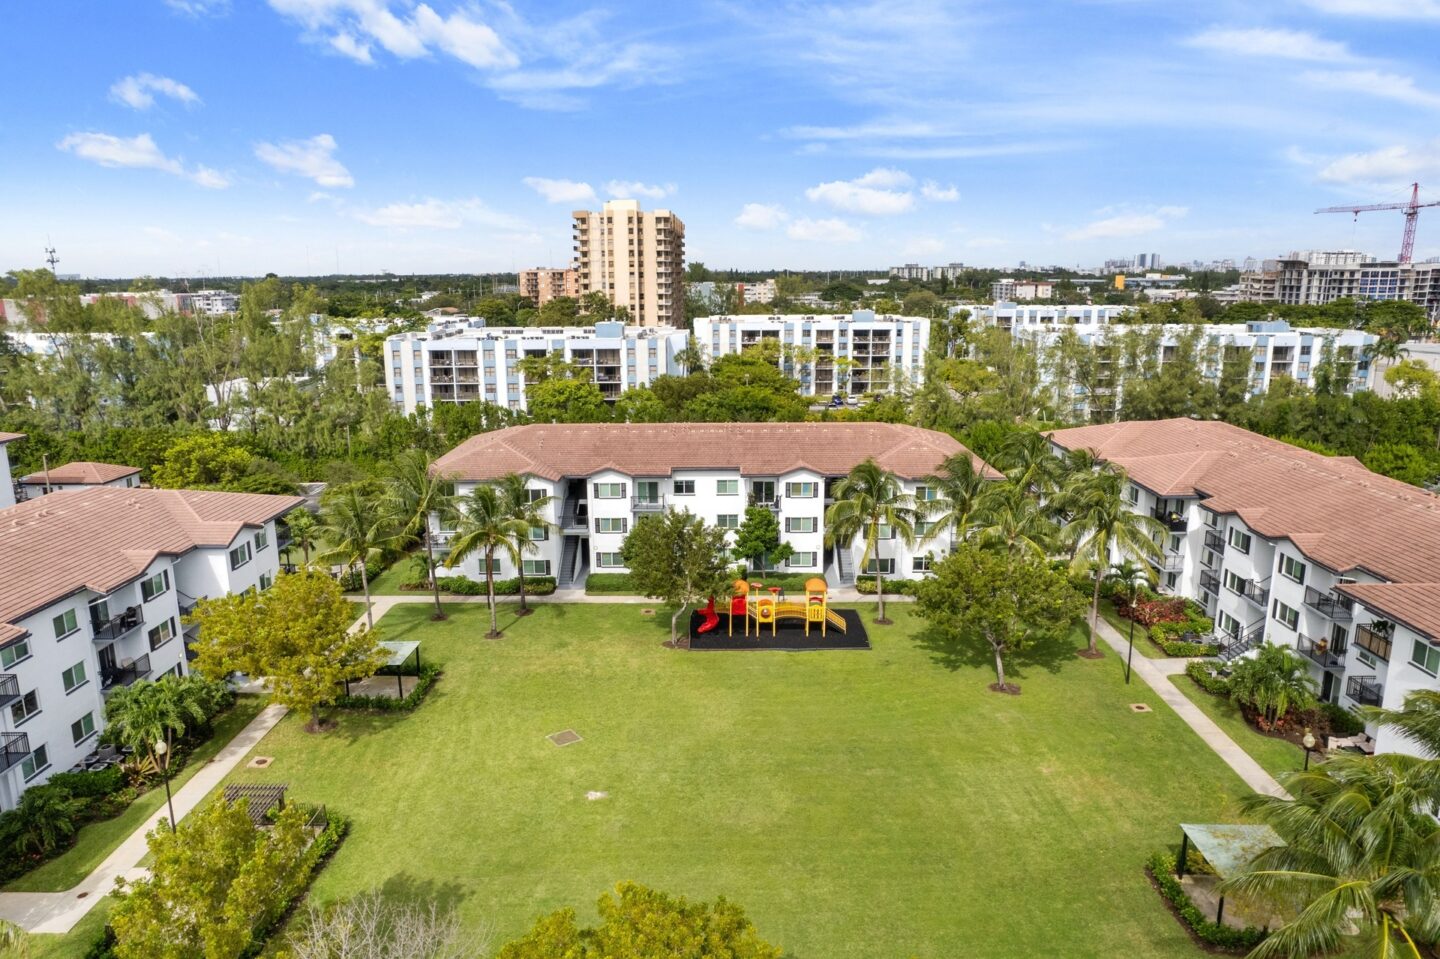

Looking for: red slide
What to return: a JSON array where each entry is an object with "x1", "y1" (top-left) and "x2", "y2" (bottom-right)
[{"x1": 697, "y1": 596, "x2": 720, "y2": 634}]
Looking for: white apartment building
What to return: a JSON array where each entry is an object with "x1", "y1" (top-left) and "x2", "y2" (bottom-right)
[
  {"x1": 0, "y1": 433, "x2": 19, "y2": 510},
  {"x1": 966, "y1": 303, "x2": 1132, "y2": 331},
  {"x1": 0, "y1": 444, "x2": 300, "y2": 809},
  {"x1": 16, "y1": 461, "x2": 140, "y2": 500},
  {"x1": 573, "y1": 200, "x2": 686, "y2": 328},
  {"x1": 888, "y1": 263, "x2": 965, "y2": 282},
  {"x1": 695, "y1": 311, "x2": 930, "y2": 396},
  {"x1": 990, "y1": 279, "x2": 1053, "y2": 301},
  {"x1": 1049, "y1": 418, "x2": 1440, "y2": 757},
  {"x1": 1239, "y1": 251, "x2": 1440, "y2": 322},
  {"x1": 430, "y1": 423, "x2": 999, "y2": 590},
  {"x1": 385, "y1": 319, "x2": 688, "y2": 414}
]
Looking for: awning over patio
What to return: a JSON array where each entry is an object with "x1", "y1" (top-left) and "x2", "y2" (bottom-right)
[
  {"x1": 379, "y1": 640, "x2": 420, "y2": 670},
  {"x1": 1178, "y1": 823, "x2": 1285, "y2": 879}
]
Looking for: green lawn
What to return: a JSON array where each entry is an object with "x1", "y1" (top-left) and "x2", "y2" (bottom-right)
[
  {"x1": 1169, "y1": 675, "x2": 1306, "y2": 779},
  {"x1": 4, "y1": 695, "x2": 269, "y2": 893},
  {"x1": 26, "y1": 900, "x2": 112, "y2": 959},
  {"x1": 1097, "y1": 598, "x2": 1165, "y2": 660},
  {"x1": 206, "y1": 602, "x2": 1250, "y2": 958}
]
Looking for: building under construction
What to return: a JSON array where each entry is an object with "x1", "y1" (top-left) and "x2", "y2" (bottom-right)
[{"x1": 1238, "y1": 251, "x2": 1440, "y2": 323}]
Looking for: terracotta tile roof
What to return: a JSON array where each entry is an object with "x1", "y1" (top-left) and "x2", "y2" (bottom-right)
[
  {"x1": 0, "y1": 432, "x2": 24, "y2": 445},
  {"x1": 0, "y1": 487, "x2": 303, "y2": 628},
  {"x1": 433, "y1": 423, "x2": 999, "y2": 483},
  {"x1": 1047, "y1": 418, "x2": 1440, "y2": 583},
  {"x1": 18, "y1": 461, "x2": 140, "y2": 486},
  {"x1": 1337, "y1": 583, "x2": 1440, "y2": 641}
]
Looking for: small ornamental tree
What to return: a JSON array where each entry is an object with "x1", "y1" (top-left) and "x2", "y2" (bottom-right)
[
  {"x1": 621, "y1": 510, "x2": 731, "y2": 644},
  {"x1": 914, "y1": 545, "x2": 1086, "y2": 693},
  {"x1": 188, "y1": 571, "x2": 387, "y2": 731},
  {"x1": 732, "y1": 506, "x2": 793, "y2": 573}
]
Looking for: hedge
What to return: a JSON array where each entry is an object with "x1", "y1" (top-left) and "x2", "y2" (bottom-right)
[
  {"x1": 1148, "y1": 625, "x2": 1220, "y2": 657},
  {"x1": 47, "y1": 767, "x2": 126, "y2": 799},
  {"x1": 1145, "y1": 852, "x2": 1268, "y2": 952},
  {"x1": 585, "y1": 573, "x2": 639, "y2": 594},
  {"x1": 335, "y1": 665, "x2": 442, "y2": 712},
  {"x1": 855, "y1": 576, "x2": 918, "y2": 596},
  {"x1": 337, "y1": 556, "x2": 390, "y2": 592},
  {"x1": 408, "y1": 575, "x2": 557, "y2": 597},
  {"x1": 1185, "y1": 660, "x2": 1232, "y2": 696},
  {"x1": 1322, "y1": 702, "x2": 1366, "y2": 737}
]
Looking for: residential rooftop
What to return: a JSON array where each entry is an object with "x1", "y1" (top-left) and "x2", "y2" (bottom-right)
[
  {"x1": 18, "y1": 461, "x2": 140, "y2": 485},
  {"x1": 1337, "y1": 582, "x2": 1440, "y2": 642},
  {"x1": 0, "y1": 486, "x2": 302, "y2": 631},
  {"x1": 0, "y1": 432, "x2": 24, "y2": 445},
  {"x1": 433, "y1": 422, "x2": 998, "y2": 483},
  {"x1": 1047, "y1": 418, "x2": 1440, "y2": 585}
]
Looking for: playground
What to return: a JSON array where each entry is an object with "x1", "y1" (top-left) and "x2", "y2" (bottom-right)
[{"x1": 689, "y1": 578, "x2": 871, "y2": 650}]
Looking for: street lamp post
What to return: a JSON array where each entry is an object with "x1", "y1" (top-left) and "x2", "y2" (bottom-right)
[
  {"x1": 1124, "y1": 583, "x2": 1138, "y2": 685},
  {"x1": 1302, "y1": 729, "x2": 1317, "y2": 772},
  {"x1": 155, "y1": 739, "x2": 176, "y2": 832}
]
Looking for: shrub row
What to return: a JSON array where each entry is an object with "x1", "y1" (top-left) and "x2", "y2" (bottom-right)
[
  {"x1": 585, "y1": 573, "x2": 639, "y2": 594},
  {"x1": 1146, "y1": 852, "x2": 1267, "y2": 952},
  {"x1": 1321, "y1": 701, "x2": 1366, "y2": 737},
  {"x1": 1148, "y1": 626, "x2": 1219, "y2": 657},
  {"x1": 855, "y1": 576, "x2": 918, "y2": 596},
  {"x1": 336, "y1": 556, "x2": 391, "y2": 593},
  {"x1": 1185, "y1": 660, "x2": 1232, "y2": 696},
  {"x1": 335, "y1": 665, "x2": 442, "y2": 712},
  {"x1": 403, "y1": 575, "x2": 557, "y2": 597}
]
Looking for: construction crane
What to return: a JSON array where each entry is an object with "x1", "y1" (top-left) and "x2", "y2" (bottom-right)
[{"x1": 1315, "y1": 182, "x2": 1440, "y2": 264}]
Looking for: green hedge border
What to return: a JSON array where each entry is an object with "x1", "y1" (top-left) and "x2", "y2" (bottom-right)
[
  {"x1": 1145, "y1": 852, "x2": 1267, "y2": 953},
  {"x1": 335, "y1": 665, "x2": 441, "y2": 712},
  {"x1": 401, "y1": 575, "x2": 557, "y2": 597}
]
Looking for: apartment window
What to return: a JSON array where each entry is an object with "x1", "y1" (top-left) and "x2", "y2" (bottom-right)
[
  {"x1": 1217, "y1": 611, "x2": 1240, "y2": 638},
  {"x1": 141, "y1": 570, "x2": 171, "y2": 602},
  {"x1": 863, "y1": 558, "x2": 896, "y2": 575},
  {"x1": 876, "y1": 523, "x2": 896, "y2": 540},
  {"x1": 593, "y1": 482, "x2": 627, "y2": 499},
  {"x1": 1, "y1": 640, "x2": 31, "y2": 668},
  {"x1": 787, "y1": 552, "x2": 817, "y2": 568},
  {"x1": 522, "y1": 560, "x2": 552, "y2": 577},
  {"x1": 715, "y1": 514, "x2": 740, "y2": 530},
  {"x1": 1228, "y1": 528, "x2": 1252, "y2": 554},
  {"x1": 1410, "y1": 638, "x2": 1440, "y2": 677},
  {"x1": 716, "y1": 480, "x2": 739, "y2": 496},
  {"x1": 1272, "y1": 600, "x2": 1299, "y2": 631},
  {"x1": 71, "y1": 712, "x2": 96, "y2": 746},
  {"x1": 1279, "y1": 555, "x2": 1306, "y2": 584},
  {"x1": 595, "y1": 517, "x2": 628, "y2": 534},
  {"x1": 1223, "y1": 570, "x2": 1246, "y2": 595},
  {"x1": 259, "y1": 572, "x2": 274, "y2": 591},
  {"x1": 913, "y1": 485, "x2": 937, "y2": 501},
  {"x1": 229, "y1": 542, "x2": 252, "y2": 570},
  {"x1": 1127, "y1": 485, "x2": 1140, "y2": 505},
  {"x1": 596, "y1": 552, "x2": 625, "y2": 568},
  {"x1": 254, "y1": 529, "x2": 270, "y2": 551},
  {"x1": 1203, "y1": 510, "x2": 1219, "y2": 529},
  {"x1": 1201, "y1": 549, "x2": 1218, "y2": 570},
  {"x1": 20, "y1": 744, "x2": 49, "y2": 782},
  {"x1": 785, "y1": 482, "x2": 817, "y2": 498},
  {"x1": 525, "y1": 488, "x2": 546, "y2": 503},
  {"x1": 673, "y1": 480, "x2": 695, "y2": 495},
  {"x1": 148, "y1": 618, "x2": 177, "y2": 651},
  {"x1": 912, "y1": 556, "x2": 933, "y2": 573},
  {"x1": 529, "y1": 526, "x2": 549, "y2": 542},
  {"x1": 785, "y1": 517, "x2": 817, "y2": 534},
  {"x1": 62, "y1": 662, "x2": 87, "y2": 693},
  {"x1": 52, "y1": 609, "x2": 79, "y2": 640},
  {"x1": 10, "y1": 690, "x2": 39, "y2": 726}
]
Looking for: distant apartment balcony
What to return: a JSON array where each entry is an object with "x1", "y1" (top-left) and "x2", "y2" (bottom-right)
[
  {"x1": 101, "y1": 653, "x2": 151, "y2": 691},
  {"x1": 1346, "y1": 675, "x2": 1383, "y2": 707},
  {"x1": 0, "y1": 731, "x2": 30, "y2": 774},
  {"x1": 1200, "y1": 570, "x2": 1221, "y2": 595},
  {"x1": 631, "y1": 495, "x2": 666, "y2": 512},
  {"x1": 1232, "y1": 578, "x2": 1270, "y2": 609},
  {"x1": 1151, "y1": 507, "x2": 1188, "y2": 532},
  {"x1": 0, "y1": 673, "x2": 20, "y2": 709},
  {"x1": 1147, "y1": 549, "x2": 1185, "y2": 572},
  {"x1": 1303, "y1": 586, "x2": 1354, "y2": 622},
  {"x1": 748, "y1": 494, "x2": 781, "y2": 511},
  {"x1": 1354, "y1": 623, "x2": 1393, "y2": 661},
  {"x1": 178, "y1": 591, "x2": 200, "y2": 616},
  {"x1": 1297, "y1": 635, "x2": 1346, "y2": 672},
  {"x1": 1203, "y1": 529, "x2": 1225, "y2": 553},
  {"x1": 92, "y1": 607, "x2": 143, "y2": 644}
]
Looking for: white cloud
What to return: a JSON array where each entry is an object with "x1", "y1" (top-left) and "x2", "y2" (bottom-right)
[
  {"x1": 56, "y1": 131, "x2": 228, "y2": 188},
  {"x1": 1316, "y1": 141, "x2": 1440, "y2": 188},
  {"x1": 254, "y1": 134, "x2": 354, "y2": 188},
  {"x1": 354, "y1": 196, "x2": 529, "y2": 230},
  {"x1": 964, "y1": 236, "x2": 1008, "y2": 249},
  {"x1": 109, "y1": 73, "x2": 201, "y2": 110},
  {"x1": 1301, "y1": 70, "x2": 1440, "y2": 110},
  {"x1": 604, "y1": 180, "x2": 674, "y2": 200},
  {"x1": 805, "y1": 168, "x2": 915, "y2": 215},
  {"x1": 787, "y1": 217, "x2": 862, "y2": 243},
  {"x1": 522, "y1": 177, "x2": 596, "y2": 203},
  {"x1": 164, "y1": 0, "x2": 229, "y2": 15},
  {"x1": 921, "y1": 180, "x2": 959, "y2": 202},
  {"x1": 1301, "y1": 0, "x2": 1440, "y2": 18},
  {"x1": 902, "y1": 237, "x2": 945, "y2": 256},
  {"x1": 267, "y1": 0, "x2": 518, "y2": 69},
  {"x1": 734, "y1": 203, "x2": 789, "y2": 231},
  {"x1": 1183, "y1": 27, "x2": 1352, "y2": 62},
  {"x1": 1064, "y1": 206, "x2": 1187, "y2": 241}
]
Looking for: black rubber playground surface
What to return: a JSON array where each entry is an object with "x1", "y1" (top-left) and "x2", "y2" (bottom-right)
[{"x1": 688, "y1": 608, "x2": 871, "y2": 651}]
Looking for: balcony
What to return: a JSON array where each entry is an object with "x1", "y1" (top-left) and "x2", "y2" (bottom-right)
[
  {"x1": 0, "y1": 731, "x2": 30, "y2": 774},
  {"x1": 92, "y1": 606, "x2": 142, "y2": 644},
  {"x1": 748, "y1": 494, "x2": 780, "y2": 511},
  {"x1": 1297, "y1": 636, "x2": 1346, "y2": 671},
  {"x1": 1354, "y1": 623, "x2": 1393, "y2": 661},
  {"x1": 1147, "y1": 550, "x2": 1185, "y2": 573},
  {"x1": 1203, "y1": 530, "x2": 1225, "y2": 553},
  {"x1": 1229, "y1": 577, "x2": 1270, "y2": 609},
  {"x1": 1303, "y1": 586, "x2": 1354, "y2": 622},
  {"x1": 177, "y1": 591, "x2": 200, "y2": 616},
  {"x1": 101, "y1": 653, "x2": 151, "y2": 691},
  {"x1": 1346, "y1": 675, "x2": 1383, "y2": 707},
  {"x1": 631, "y1": 495, "x2": 666, "y2": 512},
  {"x1": 1200, "y1": 570, "x2": 1220, "y2": 595},
  {"x1": 1151, "y1": 507, "x2": 1188, "y2": 532},
  {"x1": 0, "y1": 673, "x2": 19, "y2": 709}
]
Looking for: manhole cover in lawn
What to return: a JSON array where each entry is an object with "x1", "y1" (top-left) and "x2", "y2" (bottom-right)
[
  {"x1": 640, "y1": 608, "x2": 656, "y2": 617},
  {"x1": 548, "y1": 729, "x2": 582, "y2": 747},
  {"x1": 1130, "y1": 703, "x2": 1153, "y2": 713},
  {"x1": 248, "y1": 756, "x2": 274, "y2": 768}
]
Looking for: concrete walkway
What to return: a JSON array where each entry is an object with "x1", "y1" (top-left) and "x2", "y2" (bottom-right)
[{"x1": 0, "y1": 703, "x2": 289, "y2": 934}]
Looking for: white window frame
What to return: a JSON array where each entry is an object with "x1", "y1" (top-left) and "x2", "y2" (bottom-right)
[
  {"x1": 786, "y1": 552, "x2": 817, "y2": 568},
  {"x1": 522, "y1": 559, "x2": 552, "y2": 577},
  {"x1": 1, "y1": 640, "x2": 31, "y2": 668},
  {"x1": 20, "y1": 744, "x2": 49, "y2": 782},
  {"x1": 673, "y1": 480, "x2": 695, "y2": 495},
  {"x1": 1279, "y1": 554, "x2": 1306, "y2": 584},
  {"x1": 1271, "y1": 599, "x2": 1299, "y2": 631},
  {"x1": 715, "y1": 514, "x2": 740, "y2": 530},
  {"x1": 593, "y1": 482, "x2": 627, "y2": 499},
  {"x1": 785, "y1": 481, "x2": 817, "y2": 498},
  {"x1": 785, "y1": 516, "x2": 817, "y2": 534},
  {"x1": 863, "y1": 557, "x2": 896, "y2": 575},
  {"x1": 141, "y1": 570, "x2": 170, "y2": 603},
  {"x1": 912, "y1": 556, "x2": 933, "y2": 573},
  {"x1": 254, "y1": 529, "x2": 270, "y2": 551},
  {"x1": 71, "y1": 712, "x2": 96, "y2": 745},
  {"x1": 716, "y1": 479, "x2": 739, "y2": 496},
  {"x1": 596, "y1": 552, "x2": 625, "y2": 568},
  {"x1": 1228, "y1": 527, "x2": 1252, "y2": 554},
  {"x1": 229, "y1": 542, "x2": 252, "y2": 570},
  {"x1": 1410, "y1": 638, "x2": 1440, "y2": 677},
  {"x1": 148, "y1": 618, "x2": 177, "y2": 651},
  {"x1": 52, "y1": 608, "x2": 79, "y2": 640}
]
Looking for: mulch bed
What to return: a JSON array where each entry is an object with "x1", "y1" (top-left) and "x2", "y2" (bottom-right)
[
  {"x1": 1076, "y1": 648, "x2": 1105, "y2": 660},
  {"x1": 989, "y1": 682, "x2": 1021, "y2": 695},
  {"x1": 688, "y1": 609, "x2": 870, "y2": 651}
]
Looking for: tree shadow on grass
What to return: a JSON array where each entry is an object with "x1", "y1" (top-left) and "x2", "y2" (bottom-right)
[
  {"x1": 374, "y1": 872, "x2": 471, "y2": 914},
  {"x1": 912, "y1": 624, "x2": 1081, "y2": 681}
]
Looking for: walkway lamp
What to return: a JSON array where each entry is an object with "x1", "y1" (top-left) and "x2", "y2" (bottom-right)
[
  {"x1": 155, "y1": 739, "x2": 177, "y2": 833},
  {"x1": 1301, "y1": 729, "x2": 1317, "y2": 771}
]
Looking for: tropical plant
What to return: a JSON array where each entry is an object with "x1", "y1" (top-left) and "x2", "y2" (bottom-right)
[
  {"x1": 498, "y1": 472, "x2": 554, "y2": 616},
  {"x1": 972, "y1": 483, "x2": 1057, "y2": 560},
  {"x1": 444, "y1": 484, "x2": 529, "y2": 638},
  {"x1": 0, "y1": 919, "x2": 28, "y2": 959},
  {"x1": 3, "y1": 785, "x2": 84, "y2": 857},
  {"x1": 920, "y1": 452, "x2": 993, "y2": 546},
  {"x1": 383, "y1": 450, "x2": 459, "y2": 621},
  {"x1": 317, "y1": 484, "x2": 396, "y2": 629},
  {"x1": 104, "y1": 679, "x2": 208, "y2": 772},
  {"x1": 995, "y1": 428, "x2": 1058, "y2": 498},
  {"x1": 283, "y1": 508, "x2": 320, "y2": 568},
  {"x1": 1227, "y1": 643, "x2": 1319, "y2": 728},
  {"x1": 824, "y1": 459, "x2": 916, "y2": 624},
  {"x1": 1105, "y1": 559, "x2": 1156, "y2": 683}
]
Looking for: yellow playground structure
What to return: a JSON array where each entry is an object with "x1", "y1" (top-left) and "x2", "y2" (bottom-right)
[{"x1": 729, "y1": 578, "x2": 846, "y2": 637}]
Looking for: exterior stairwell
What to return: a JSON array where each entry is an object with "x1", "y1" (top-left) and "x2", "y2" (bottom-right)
[
  {"x1": 559, "y1": 536, "x2": 580, "y2": 588},
  {"x1": 834, "y1": 546, "x2": 855, "y2": 586},
  {"x1": 1215, "y1": 621, "x2": 1265, "y2": 663}
]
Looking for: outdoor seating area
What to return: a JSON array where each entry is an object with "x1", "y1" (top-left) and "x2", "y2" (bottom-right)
[
  {"x1": 341, "y1": 640, "x2": 422, "y2": 699},
  {"x1": 1327, "y1": 732, "x2": 1376, "y2": 755},
  {"x1": 1175, "y1": 823, "x2": 1288, "y2": 931}
]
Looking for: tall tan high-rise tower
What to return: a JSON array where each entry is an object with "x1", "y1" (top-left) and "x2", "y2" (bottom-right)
[{"x1": 572, "y1": 199, "x2": 686, "y2": 327}]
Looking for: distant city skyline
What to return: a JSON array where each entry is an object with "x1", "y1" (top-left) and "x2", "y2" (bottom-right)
[{"x1": 4, "y1": 1, "x2": 1440, "y2": 276}]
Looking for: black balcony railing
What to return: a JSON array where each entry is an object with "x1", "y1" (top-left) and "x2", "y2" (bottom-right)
[
  {"x1": 1151, "y1": 507, "x2": 1188, "y2": 532},
  {"x1": 631, "y1": 495, "x2": 666, "y2": 511},
  {"x1": 747, "y1": 495, "x2": 780, "y2": 511},
  {"x1": 0, "y1": 673, "x2": 19, "y2": 709},
  {"x1": 1297, "y1": 636, "x2": 1346, "y2": 671},
  {"x1": 1147, "y1": 550, "x2": 1185, "y2": 572},
  {"x1": 101, "y1": 653, "x2": 151, "y2": 690},
  {"x1": 177, "y1": 591, "x2": 200, "y2": 616},
  {"x1": 1346, "y1": 675, "x2": 1383, "y2": 707},
  {"x1": 1200, "y1": 570, "x2": 1221, "y2": 595},
  {"x1": 1232, "y1": 578, "x2": 1270, "y2": 608},
  {"x1": 1303, "y1": 586, "x2": 1354, "y2": 622},
  {"x1": 1203, "y1": 530, "x2": 1224, "y2": 553},
  {"x1": 0, "y1": 731, "x2": 30, "y2": 774},
  {"x1": 1354, "y1": 624, "x2": 1393, "y2": 662},
  {"x1": 92, "y1": 606, "x2": 142, "y2": 644}
]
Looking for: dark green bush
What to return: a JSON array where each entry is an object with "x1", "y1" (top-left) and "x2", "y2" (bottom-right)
[
  {"x1": 421, "y1": 575, "x2": 556, "y2": 596},
  {"x1": 47, "y1": 767, "x2": 126, "y2": 799},
  {"x1": 1146, "y1": 853, "x2": 1267, "y2": 952},
  {"x1": 1147, "y1": 626, "x2": 1219, "y2": 657},
  {"x1": 1321, "y1": 701, "x2": 1366, "y2": 737},
  {"x1": 1185, "y1": 660, "x2": 1231, "y2": 696},
  {"x1": 337, "y1": 556, "x2": 389, "y2": 592},
  {"x1": 585, "y1": 573, "x2": 638, "y2": 594},
  {"x1": 335, "y1": 665, "x2": 441, "y2": 712},
  {"x1": 855, "y1": 576, "x2": 918, "y2": 595}
]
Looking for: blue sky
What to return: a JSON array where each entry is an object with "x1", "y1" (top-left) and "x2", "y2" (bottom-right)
[{"x1": 4, "y1": 0, "x2": 1440, "y2": 276}]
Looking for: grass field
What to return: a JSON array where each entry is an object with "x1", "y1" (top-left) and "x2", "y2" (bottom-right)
[
  {"x1": 210, "y1": 601, "x2": 1249, "y2": 958},
  {"x1": 1169, "y1": 674, "x2": 1307, "y2": 779}
]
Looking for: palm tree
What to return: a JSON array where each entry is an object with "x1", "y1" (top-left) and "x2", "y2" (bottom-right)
[
  {"x1": 972, "y1": 484, "x2": 1057, "y2": 561},
  {"x1": 445, "y1": 484, "x2": 529, "y2": 639},
  {"x1": 1058, "y1": 469, "x2": 1164, "y2": 657},
  {"x1": 317, "y1": 484, "x2": 394, "y2": 630},
  {"x1": 1105, "y1": 560, "x2": 1155, "y2": 684},
  {"x1": 284, "y1": 509, "x2": 320, "y2": 569},
  {"x1": 103, "y1": 679, "x2": 206, "y2": 772},
  {"x1": 383, "y1": 450, "x2": 459, "y2": 622},
  {"x1": 996, "y1": 428, "x2": 1058, "y2": 499},
  {"x1": 498, "y1": 473, "x2": 553, "y2": 617},
  {"x1": 1219, "y1": 753, "x2": 1440, "y2": 959},
  {"x1": 825, "y1": 459, "x2": 916, "y2": 624},
  {"x1": 921, "y1": 452, "x2": 992, "y2": 547},
  {"x1": 1228, "y1": 643, "x2": 1319, "y2": 728}
]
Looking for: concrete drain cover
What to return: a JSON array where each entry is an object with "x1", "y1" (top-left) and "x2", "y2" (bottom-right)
[
  {"x1": 548, "y1": 729, "x2": 582, "y2": 747},
  {"x1": 586, "y1": 790, "x2": 608, "y2": 801},
  {"x1": 640, "y1": 608, "x2": 656, "y2": 617},
  {"x1": 1130, "y1": 703, "x2": 1153, "y2": 713},
  {"x1": 248, "y1": 756, "x2": 274, "y2": 768}
]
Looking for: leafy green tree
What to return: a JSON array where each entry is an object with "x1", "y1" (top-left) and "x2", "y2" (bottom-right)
[
  {"x1": 111, "y1": 798, "x2": 314, "y2": 959},
  {"x1": 498, "y1": 472, "x2": 553, "y2": 615},
  {"x1": 383, "y1": 450, "x2": 459, "y2": 621},
  {"x1": 150, "y1": 434, "x2": 255, "y2": 490},
  {"x1": 537, "y1": 296, "x2": 580, "y2": 326},
  {"x1": 915, "y1": 545, "x2": 1085, "y2": 691},
  {"x1": 901, "y1": 289, "x2": 942, "y2": 318},
  {"x1": 1227, "y1": 643, "x2": 1319, "y2": 727},
  {"x1": 527, "y1": 376, "x2": 611, "y2": 424},
  {"x1": 445, "y1": 484, "x2": 529, "y2": 638},
  {"x1": 1, "y1": 785, "x2": 84, "y2": 857},
  {"x1": 824, "y1": 459, "x2": 916, "y2": 624},
  {"x1": 732, "y1": 506, "x2": 793, "y2": 573},
  {"x1": 317, "y1": 484, "x2": 396, "y2": 629},
  {"x1": 1383, "y1": 358, "x2": 1440, "y2": 403},
  {"x1": 188, "y1": 572, "x2": 386, "y2": 731},
  {"x1": 620, "y1": 509, "x2": 731, "y2": 643},
  {"x1": 104, "y1": 679, "x2": 208, "y2": 774},
  {"x1": 1362, "y1": 442, "x2": 1438, "y2": 487},
  {"x1": 497, "y1": 881, "x2": 782, "y2": 959}
]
